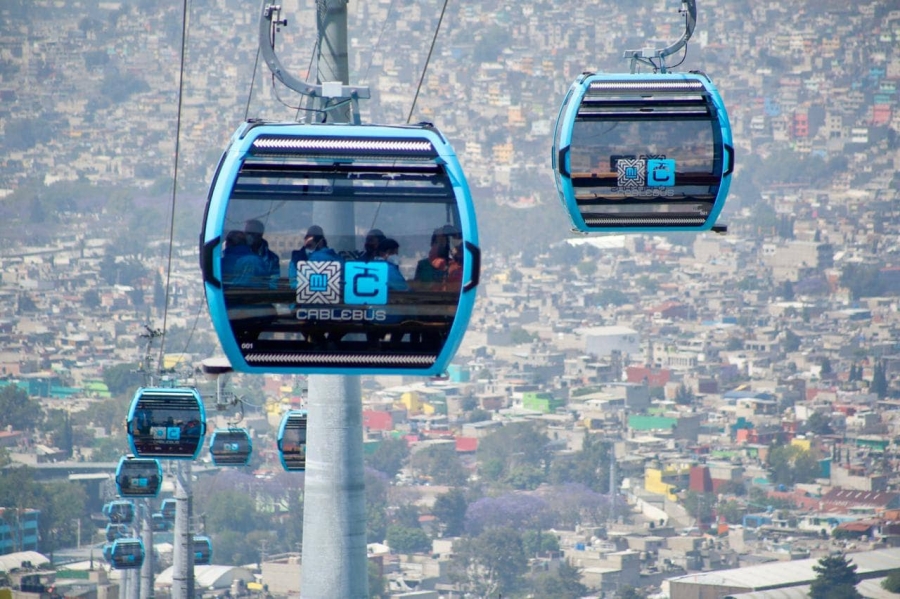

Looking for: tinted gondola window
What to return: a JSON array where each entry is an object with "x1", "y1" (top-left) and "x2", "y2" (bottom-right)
[{"x1": 202, "y1": 124, "x2": 480, "y2": 375}]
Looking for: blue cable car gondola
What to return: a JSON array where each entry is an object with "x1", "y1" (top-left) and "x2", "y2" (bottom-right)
[
  {"x1": 200, "y1": 122, "x2": 480, "y2": 376},
  {"x1": 276, "y1": 409, "x2": 308, "y2": 472},
  {"x1": 192, "y1": 535, "x2": 213, "y2": 565},
  {"x1": 109, "y1": 538, "x2": 145, "y2": 570},
  {"x1": 160, "y1": 498, "x2": 177, "y2": 522},
  {"x1": 102, "y1": 543, "x2": 113, "y2": 563},
  {"x1": 552, "y1": 72, "x2": 733, "y2": 232},
  {"x1": 102, "y1": 500, "x2": 134, "y2": 525},
  {"x1": 105, "y1": 523, "x2": 130, "y2": 543},
  {"x1": 115, "y1": 456, "x2": 162, "y2": 498},
  {"x1": 126, "y1": 387, "x2": 207, "y2": 459},
  {"x1": 150, "y1": 512, "x2": 171, "y2": 532},
  {"x1": 209, "y1": 428, "x2": 252, "y2": 466}
]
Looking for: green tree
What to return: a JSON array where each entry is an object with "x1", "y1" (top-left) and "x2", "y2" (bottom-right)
[
  {"x1": 366, "y1": 470, "x2": 390, "y2": 544},
  {"x1": 212, "y1": 530, "x2": 275, "y2": 566},
  {"x1": 576, "y1": 261, "x2": 597, "y2": 277},
  {"x1": 365, "y1": 437, "x2": 409, "y2": 480},
  {"x1": 547, "y1": 433, "x2": 610, "y2": 492},
  {"x1": 368, "y1": 560, "x2": 387, "y2": 599},
  {"x1": 205, "y1": 491, "x2": 260, "y2": 535},
  {"x1": 534, "y1": 559, "x2": 590, "y2": 599},
  {"x1": 509, "y1": 327, "x2": 535, "y2": 345},
  {"x1": 870, "y1": 360, "x2": 889, "y2": 398},
  {"x1": 717, "y1": 499, "x2": 745, "y2": 525},
  {"x1": 386, "y1": 525, "x2": 431, "y2": 554},
  {"x1": 767, "y1": 445, "x2": 820, "y2": 486},
  {"x1": 594, "y1": 288, "x2": 630, "y2": 306},
  {"x1": 881, "y1": 570, "x2": 900, "y2": 593},
  {"x1": 87, "y1": 435, "x2": 130, "y2": 462},
  {"x1": 810, "y1": 553, "x2": 862, "y2": 599},
  {"x1": 477, "y1": 422, "x2": 551, "y2": 488},
  {"x1": 522, "y1": 530, "x2": 560, "y2": 556},
  {"x1": 0, "y1": 386, "x2": 44, "y2": 431},
  {"x1": 413, "y1": 444, "x2": 468, "y2": 486},
  {"x1": 101, "y1": 363, "x2": 144, "y2": 396},
  {"x1": 617, "y1": 585, "x2": 648, "y2": 599},
  {"x1": 682, "y1": 491, "x2": 715, "y2": 525},
  {"x1": 449, "y1": 527, "x2": 528, "y2": 597},
  {"x1": 806, "y1": 411, "x2": 833, "y2": 435},
  {"x1": 432, "y1": 488, "x2": 468, "y2": 537},
  {"x1": 781, "y1": 329, "x2": 802, "y2": 352},
  {"x1": 674, "y1": 383, "x2": 694, "y2": 406}
]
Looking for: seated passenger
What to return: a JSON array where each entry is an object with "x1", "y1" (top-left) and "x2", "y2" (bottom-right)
[
  {"x1": 360, "y1": 229, "x2": 386, "y2": 262},
  {"x1": 414, "y1": 225, "x2": 461, "y2": 288},
  {"x1": 221, "y1": 230, "x2": 270, "y2": 288},
  {"x1": 377, "y1": 238, "x2": 409, "y2": 291},
  {"x1": 244, "y1": 219, "x2": 281, "y2": 286},
  {"x1": 289, "y1": 225, "x2": 343, "y2": 287}
]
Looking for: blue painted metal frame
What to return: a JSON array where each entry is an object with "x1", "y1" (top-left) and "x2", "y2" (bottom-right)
[
  {"x1": 115, "y1": 456, "x2": 163, "y2": 498},
  {"x1": 126, "y1": 387, "x2": 207, "y2": 460},
  {"x1": 276, "y1": 409, "x2": 308, "y2": 472},
  {"x1": 201, "y1": 121, "x2": 479, "y2": 376},
  {"x1": 552, "y1": 72, "x2": 733, "y2": 232}
]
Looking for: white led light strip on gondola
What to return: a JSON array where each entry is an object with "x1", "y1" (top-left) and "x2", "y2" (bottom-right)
[
  {"x1": 246, "y1": 353, "x2": 437, "y2": 365},
  {"x1": 253, "y1": 138, "x2": 435, "y2": 152}
]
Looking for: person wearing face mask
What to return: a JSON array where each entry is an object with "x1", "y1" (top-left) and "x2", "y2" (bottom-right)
[
  {"x1": 377, "y1": 238, "x2": 409, "y2": 291},
  {"x1": 288, "y1": 224, "x2": 343, "y2": 287}
]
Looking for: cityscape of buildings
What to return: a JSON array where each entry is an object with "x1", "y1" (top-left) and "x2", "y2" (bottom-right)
[{"x1": 1, "y1": 0, "x2": 900, "y2": 598}]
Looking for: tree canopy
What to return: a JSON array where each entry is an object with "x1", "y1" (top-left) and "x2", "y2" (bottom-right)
[
  {"x1": 810, "y1": 553, "x2": 861, "y2": 599},
  {"x1": 0, "y1": 385, "x2": 44, "y2": 431}
]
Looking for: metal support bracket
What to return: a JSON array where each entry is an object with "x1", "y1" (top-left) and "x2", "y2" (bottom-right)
[
  {"x1": 259, "y1": 2, "x2": 370, "y2": 123},
  {"x1": 623, "y1": 0, "x2": 697, "y2": 73}
]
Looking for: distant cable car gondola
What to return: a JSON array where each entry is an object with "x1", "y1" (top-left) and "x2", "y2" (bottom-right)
[
  {"x1": 160, "y1": 498, "x2": 177, "y2": 522},
  {"x1": 209, "y1": 428, "x2": 252, "y2": 467},
  {"x1": 103, "y1": 500, "x2": 134, "y2": 525},
  {"x1": 552, "y1": 0, "x2": 732, "y2": 233},
  {"x1": 115, "y1": 456, "x2": 162, "y2": 498},
  {"x1": 192, "y1": 535, "x2": 213, "y2": 565},
  {"x1": 151, "y1": 512, "x2": 171, "y2": 532},
  {"x1": 200, "y1": 122, "x2": 480, "y2": 375},
  {"x1": 109, "y1": 538, "x2": 145, "y2": 570},
  {"x1": 553, "y1": 72, "x2": 732, "y2": 232},
  {"x1": 126, "y1": 387, "x2": 207, "y2": 459},
  {"x1": 276, "y1": 410, "x2": 308, "y2": 472},
  {"x1": 105, "y1": 523, "x2": 130, "y2": 543}
]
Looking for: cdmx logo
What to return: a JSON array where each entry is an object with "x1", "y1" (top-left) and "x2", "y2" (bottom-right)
[
  {"x1": 616, "y1": 157, "x2": 677, "y2": 188},
  {"x1": 295, "y1": 261, "x2": 389, "y2": 305}
]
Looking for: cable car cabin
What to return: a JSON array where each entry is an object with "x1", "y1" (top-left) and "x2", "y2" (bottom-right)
[
  {"x1": 277, "y1": 410, "x2": 308, "y2": 472},
  {"x1": 102, "y1": 544, "x2": 113, "y2": 564},
  {"x1": 126, "y1": 387, "x2": 207, "y2": 459},
  {"x1": 200, "y1": 121, "x2": 481, "y2": 376},
  {"x1": 109, "y1": 538, "x2": 145, "y2": 570},
  {"x1": 552, "y1": 72, "x2": 733, "y2": 232},
  {"x1": 151, "y1": 512, "x2": 171, "y2": 532},
  {"x1": 193, "y1": 536, "x2": 213, "y2": 565},
  {"x1": 105, "y1": 523, "x2": 130, "y2": 543},
  {"x1": 103, "y1": 500, "x2": 134, "y2": 525},
  {"x1": 160, "y1": 498, "x2": 177, "y2": 522},
  {"x1": 115, "y1": 456, "x2": 162, "y2": 498},
  {"x1": 209, "y1": 428, "x2": 252, "y2": 466}
]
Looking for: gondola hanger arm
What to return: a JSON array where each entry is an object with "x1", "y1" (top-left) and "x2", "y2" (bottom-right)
[
  {"x1": 259, "y1": 2, "x2": 370, "y2": 119},
  {"x1": 623, "y1": 0, "x2": 696, "y2": 73}
]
